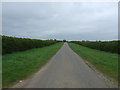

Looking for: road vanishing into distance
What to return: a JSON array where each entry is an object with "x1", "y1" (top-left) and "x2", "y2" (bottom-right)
[{"x1": 13, "y1": 43, "x2": 116, "y2": 88}]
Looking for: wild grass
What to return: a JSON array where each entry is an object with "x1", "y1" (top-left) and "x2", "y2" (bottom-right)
[
  {"x1": 3, "y1": 42, "x2": 63, "y2": 87},
  {"x1": 69, "y1": 43, "x2": 118, "y2": 81}
]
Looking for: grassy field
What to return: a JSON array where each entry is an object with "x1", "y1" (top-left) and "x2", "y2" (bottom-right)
[
  {"x1": 3, "y1": 42, "x2": 63, "y2": 87},
  {"x1": 69, "y1": 43, "x2": 118, "y2": 81}
]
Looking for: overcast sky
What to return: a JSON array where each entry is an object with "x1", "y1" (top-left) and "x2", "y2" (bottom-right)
[{"x1": 2, "y1": 2, "x2": 118, "y2": 41}]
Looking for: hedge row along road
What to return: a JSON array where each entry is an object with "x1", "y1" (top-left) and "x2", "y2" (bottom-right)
[
  {"x1": 71, "y1": 40, "x2": 119, "y2": 54},
  {"x1": 12, "y1": 43, "x2": 117, "y2": 88},
  {"x1": 2, "y1": 36, "x2": 59, "y2": 55}
]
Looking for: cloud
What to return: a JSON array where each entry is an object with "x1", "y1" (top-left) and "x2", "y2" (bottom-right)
[{"x1": 2, "y1": 2, "x2": 118, "y2": 40}]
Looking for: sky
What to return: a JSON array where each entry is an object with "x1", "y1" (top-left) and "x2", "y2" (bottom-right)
[{"x1": 2, "y1": 2, "x2": 118, "y2": 41}]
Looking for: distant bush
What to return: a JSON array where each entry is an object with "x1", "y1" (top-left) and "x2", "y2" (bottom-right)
[
  {"x1": 2, "y1": 36, "x2": 58, "y2": 55},
  {"x1": 63, "y1": 40, "x2": 67, "y2": 42},
  {"x1": 71, "y1": 40, "x2": 119, "y2": 54}
]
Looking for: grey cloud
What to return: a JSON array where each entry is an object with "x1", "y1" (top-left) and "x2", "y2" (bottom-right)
[{"x1": 2, "y1": 2, "x2": 118, "y2": 40}]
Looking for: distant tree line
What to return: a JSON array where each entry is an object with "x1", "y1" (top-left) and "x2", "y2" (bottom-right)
[
  {"x1": 71, "y1": 40, "x2": 119, "y2": 54},
  {"x1": 2, "y1": 36, "x2": 60, "y2": 55}
]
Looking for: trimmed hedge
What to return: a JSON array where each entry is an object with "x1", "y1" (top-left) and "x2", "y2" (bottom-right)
[
  {"x1": 2, "y1": 36, "x2": 58, "y2": 55},
  {"x1": 71, "y1": 40, "x2": 119, "y2": 54}
]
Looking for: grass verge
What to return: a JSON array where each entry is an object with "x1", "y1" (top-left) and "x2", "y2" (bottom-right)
[
  {"x1": 69, "y1": 43, "x2": 118, "y2": 81},
  {"x1": 3, "y1": 42, "x2": 63, "y2": 87}
]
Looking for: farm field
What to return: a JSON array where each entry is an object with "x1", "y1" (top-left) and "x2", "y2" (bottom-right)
[
  {"x1": 3, "y1": 42, "x2": 63, "y2": 87},
  {"x1": 69, "y1": 43, "x2": 118, "y2": 81}
]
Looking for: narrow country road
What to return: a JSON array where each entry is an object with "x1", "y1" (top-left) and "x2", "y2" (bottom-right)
[{"x1": 12, "y1": 43, "x2": 115, "y2": 88}]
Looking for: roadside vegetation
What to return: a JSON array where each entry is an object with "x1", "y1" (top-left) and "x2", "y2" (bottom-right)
[
  {"x1": 2, "y1": 36, "x2": 59, "y2": 55},
  {"x1": 69, "y1": 43, "x2": 118, "y2": 81},
  {"x1": 71, "y1": 40, "x2": 119, "y2": 54},
  {"x1": 3, "y1": 42, "x2": 63, "y2": 87}
]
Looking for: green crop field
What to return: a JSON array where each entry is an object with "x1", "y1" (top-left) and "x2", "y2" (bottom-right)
[
  {"x1": 69, "y1": 43, "x2": 118, "y2": 81},
  {"x1": 3, "y1": 42, "x2": 63, "y2": 87}
]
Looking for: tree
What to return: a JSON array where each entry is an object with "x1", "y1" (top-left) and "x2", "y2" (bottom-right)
[{"x1": 63, "y1": 40, "x2": 66, "y2": 42}]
